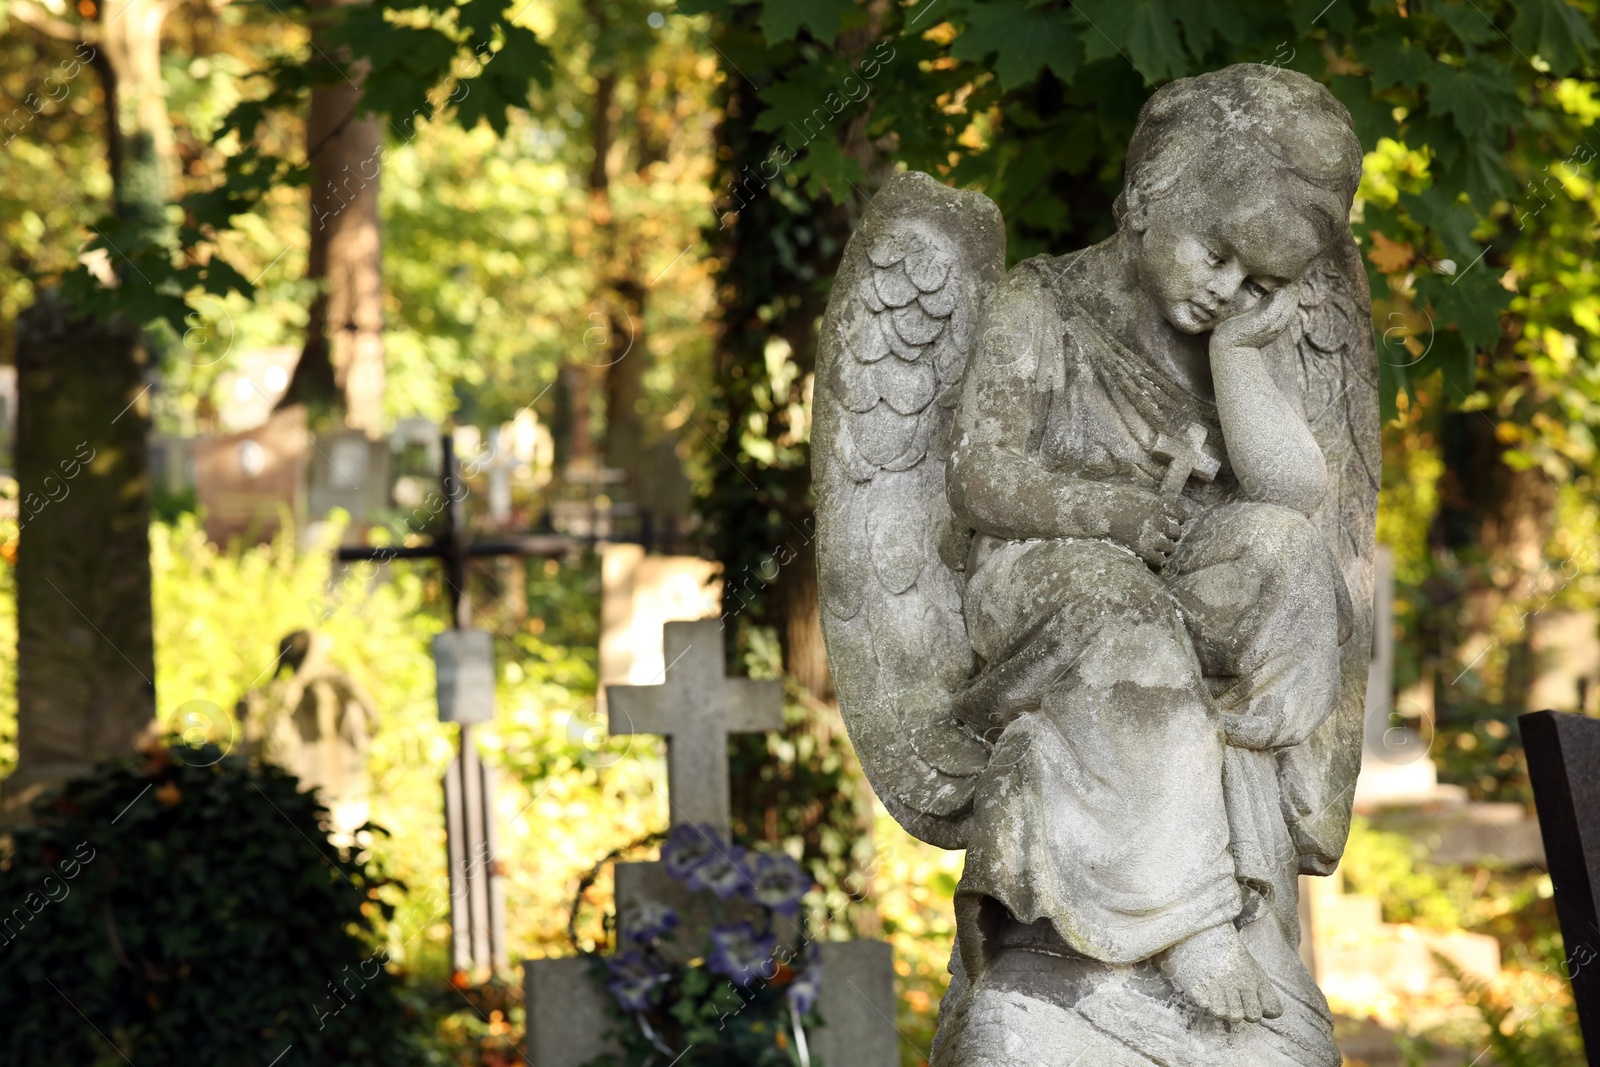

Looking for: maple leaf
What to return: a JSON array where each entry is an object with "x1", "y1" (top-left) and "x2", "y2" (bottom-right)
[
  {"x1": 948, "y1": 0, "x2": 1084, "y2": 91},
  {"x1": 1367, "y1": 230, "x2": 1416, "y2": 274}
]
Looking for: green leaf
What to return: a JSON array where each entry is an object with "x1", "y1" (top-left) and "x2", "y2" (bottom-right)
[
  {"x1": 1435, "y1": 0, "x2": 1500, "y2": 46},
  {"x1": 1399, "y1": 188, "x2": 1480, "y2": 262},
  {"x1": 1362, "y1": 36, "x2": 1434, "y2": 92},
  {"x1": 1289, "y1": 0, "x2": 1357, "y2": 35},
  {"x1": 1437, "y1": 137, "x2": 1517, "y2": 209},
  {"x1": 753, "y1": 60, "x2": 863, "y2": 135},
  {"x1": 1330, "y1": 74, "x2": 1394, "y2": 148},
  {"x1": 1427, "y1": 62, "x2": 1522, "y2": 140},
  {"x1": 793, "y1": 132, "x2": 867, "y2": 198},
  {"x1": 1076, "y1": 0, "x2": 1190, "y2": 83},
  {"x1": 948, "y1": 0, "x2": 1085, "y2": 90},
  {"x1": 456, "y1": 26, "x2": 554, "y2": 134},
  {"x1": 1511, "y1": 0, "x2": 1598, "y2": 73},
  {"x1": 755, "y1": 0, "x2": 854, "y2": 43},
  {"x1": 1411, "y1": 328, "x2": 1477, "y2": 399},
  {"x1": 1417, "y1": 263, "x2": 1510, "y2": 355}
]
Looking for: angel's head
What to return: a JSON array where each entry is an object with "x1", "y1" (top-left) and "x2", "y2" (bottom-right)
[{"x1": 1115, "y1": 64, "x2": 1363, "y2": 335}]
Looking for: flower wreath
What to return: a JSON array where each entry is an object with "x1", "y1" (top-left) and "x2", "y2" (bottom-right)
[{"x1": 579, "y1": 824, "x2": 825, "y2": 1067}]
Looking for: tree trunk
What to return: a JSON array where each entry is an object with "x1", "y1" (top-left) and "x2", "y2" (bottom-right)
[
  {"x1": 7, "y1": 299, "x2": 155, "y2": 810},
  {"x1": 97, "y1": 0, "x2": 172, "y2": 231},
  {"x1": 585, "y1": 30, "x2": 650, "y2": 502},
  {"x1": 1431, "y1": 369, "x2": 1556, "y2": 716},
  {"x1": 283, "y1": 0, "x2": 385, "y2": 435}
]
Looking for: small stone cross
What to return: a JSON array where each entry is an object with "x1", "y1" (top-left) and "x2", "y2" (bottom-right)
[
  {"x1": 607, "y1": 619, "x2": 783, "y2": 839},
  {"x1": 1153, "y1": 422, "x2": 1223, "y2": 499}
]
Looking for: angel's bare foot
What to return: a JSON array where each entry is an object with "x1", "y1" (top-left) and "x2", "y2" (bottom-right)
[{"x1": 1158, "y1": 922, "x2": 1283, "y2": 1023}]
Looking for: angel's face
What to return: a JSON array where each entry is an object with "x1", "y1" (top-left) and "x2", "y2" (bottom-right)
[{"x1": 1134, "y1": 182, "x2": 1326, "y2": 335}]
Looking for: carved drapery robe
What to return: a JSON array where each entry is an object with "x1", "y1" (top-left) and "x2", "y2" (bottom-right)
[{"x1": 949, "y1": 256, "x2": 1351, "y2": 989}]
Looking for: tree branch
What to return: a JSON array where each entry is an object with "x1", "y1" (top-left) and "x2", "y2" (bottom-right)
[{"x1": 8, "y1": 0, "x2": 90, "y2": 43}]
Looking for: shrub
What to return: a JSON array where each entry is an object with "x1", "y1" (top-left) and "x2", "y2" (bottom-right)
[{"x1": 0, "y1": 740, "x2": 433, "y2": 1065}]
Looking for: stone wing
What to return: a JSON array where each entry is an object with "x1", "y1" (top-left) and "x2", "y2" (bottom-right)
[
  {"x1": 813, "y1": 171, "x2": 1005, "y2": 850},
  {"x1": 1277, "y1": 231, "x2": 1382, "y2": 874}
]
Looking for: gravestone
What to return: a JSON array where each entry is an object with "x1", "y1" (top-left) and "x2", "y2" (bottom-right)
[
  {"x1": 1528, "y1": 612, "x2": 1600, "y2": 716},
  {"x1": 525, "y1": 619, "x2": 900, "y2": 1067},
  {"x1": 306, "y1": 429, "x2": 391, "y2": 532},
  {"x1": 1520, "y1": 710, "x2": 1600, "y2": 1063},
  {"x1": 1355, "y1": 546, "x2": 1445, "y2": 807},
  {"x1": 193, "y1": 406, "x2": 307, "y2": 545},
  {"x1": 598, "y1": 544, "x2": 722, "y2": 713}
]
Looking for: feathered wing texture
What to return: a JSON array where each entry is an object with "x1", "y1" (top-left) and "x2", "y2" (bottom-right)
[
  {"x1": 1276, "y1": 231, "x2": 1382, "y2": 874},
  {"x1": 814, "y1": 171, "x2": 1005, "y2": 850}
]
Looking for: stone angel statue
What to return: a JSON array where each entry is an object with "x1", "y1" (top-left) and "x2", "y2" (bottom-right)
[{"x1": 815, "y1": 64, "x2": 1378, "y2": 1067}]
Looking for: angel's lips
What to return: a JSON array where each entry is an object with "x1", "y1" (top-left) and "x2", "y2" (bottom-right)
[{"x1": 1167, "y1": 299, "x2": 1216, "y2": 332}]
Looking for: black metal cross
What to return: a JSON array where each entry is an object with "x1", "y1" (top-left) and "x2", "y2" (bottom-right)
[
  {"x1": 337, "y1": 432, "x2": 568, "y2": 628},
  {"x1": 337, "y1": 431, "x2": 569, "y2": 976}
]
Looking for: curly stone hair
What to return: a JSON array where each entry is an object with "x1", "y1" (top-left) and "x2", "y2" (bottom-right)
[{"x1": 1114, "y1": 64, "x2": 1365, "y2": 249}]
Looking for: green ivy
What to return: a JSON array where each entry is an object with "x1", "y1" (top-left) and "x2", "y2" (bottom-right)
[{"x1": 682, "y1": 0, "x2": 1600, "y2": 410}]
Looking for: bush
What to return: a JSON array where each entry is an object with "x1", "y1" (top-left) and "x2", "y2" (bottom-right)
[{"x1": 0, "y1": 740, "x2": 433, "y2": 1065}]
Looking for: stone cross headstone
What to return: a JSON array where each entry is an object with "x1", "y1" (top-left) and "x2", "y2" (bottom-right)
[
  {"x1": 525, "y1": 619, "x2": 901, "y2": 1067},
  {"x1": 337, "y1": 431, "x2": 569, "y2": 976},
  {"x1": 1520, "y1": 709, "x2": 1600, "y2": 1062},
  {"x1": 608, "y1": 619, "x2": 782, "y2": 837}
]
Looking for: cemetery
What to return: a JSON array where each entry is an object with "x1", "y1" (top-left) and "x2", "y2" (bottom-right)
[{"x1": 2, "y1": 3, "x2": 1600, "y2": 1066}]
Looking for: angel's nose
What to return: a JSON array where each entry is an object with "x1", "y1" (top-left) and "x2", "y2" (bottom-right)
[{"x1": 1207, "y1": 260, "x2": 1246, "y2": 303}]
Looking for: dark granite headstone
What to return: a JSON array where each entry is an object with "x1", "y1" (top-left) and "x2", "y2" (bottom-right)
[{"x1": 1520, "y1": 710, "x2": 1600, "y2": 1065}]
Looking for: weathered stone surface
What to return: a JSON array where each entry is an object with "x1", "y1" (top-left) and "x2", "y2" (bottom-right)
[
  {"x1": 524, "y1": 957, "x2": 615, "y2": 1067},
  {"x1": 607, "y1": 619, "x2": 782, "y2": 840},
  {"x1": 814, "y1": 64, "x2": 1379, "y2": 1065},
  {"x1": 811, "y1": 941, "x2": 899, "y2": 1067}
]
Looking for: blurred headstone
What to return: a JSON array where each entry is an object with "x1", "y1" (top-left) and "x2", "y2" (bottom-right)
[
  {"x1": 307, "y1": 429, "x2": 391, "y2": 530},
  {"x1": 480, "y1": 414, "x2": 552, "y2": 526},
  {"x1": 1355, "y1": 546, "x2": 1443, "y2": 808},
  {"x1": 389, "y1": 417, "x2": 440, "y2": 511},
  {"x1": 194, "y1": 406, "x2": 307, "y2": 545},
  {"x1": 0, "y1": 365, "x2": 15, "y2": 472},
  {"x1": 598, "y1": 544, "x2": 720, "y2": 710},
  {"x1": 1528, "y1": 611, "x2": 1600, "y2": 715},
  {"x1": 148, "y1": 434, "x2": 195, "y2": 503}
]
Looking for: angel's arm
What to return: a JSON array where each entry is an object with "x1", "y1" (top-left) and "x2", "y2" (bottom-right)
[
  {"x1": 947, "y1": 277, "x2": 1182, "y2": 562},
  {"x1": 1209, "y1": 288, "x2": 1328, "y2": 516}
]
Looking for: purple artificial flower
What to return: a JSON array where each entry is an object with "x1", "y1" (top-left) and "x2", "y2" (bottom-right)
[
  {"x1": 745, "y1": 851, "x2": 811, "y2": 915},
  {"x1": 707, "y1": 922, "x2": 778, "y2": 988},
  {"x1": 661, "y1": 823, "x2": 722, "y2": 880},
  {"x1": 685, "y1": 844, "x2": 749, "y2": 900},
  {"x1": 623, "y1": 900, "x2": 679, "y2": 944},
  {"x1": 605, "y1": 950, "x2": 668, "y2": 1012},
  {"x1": 786, "y1": 950, "x2": 823, "y2": 1017}
]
